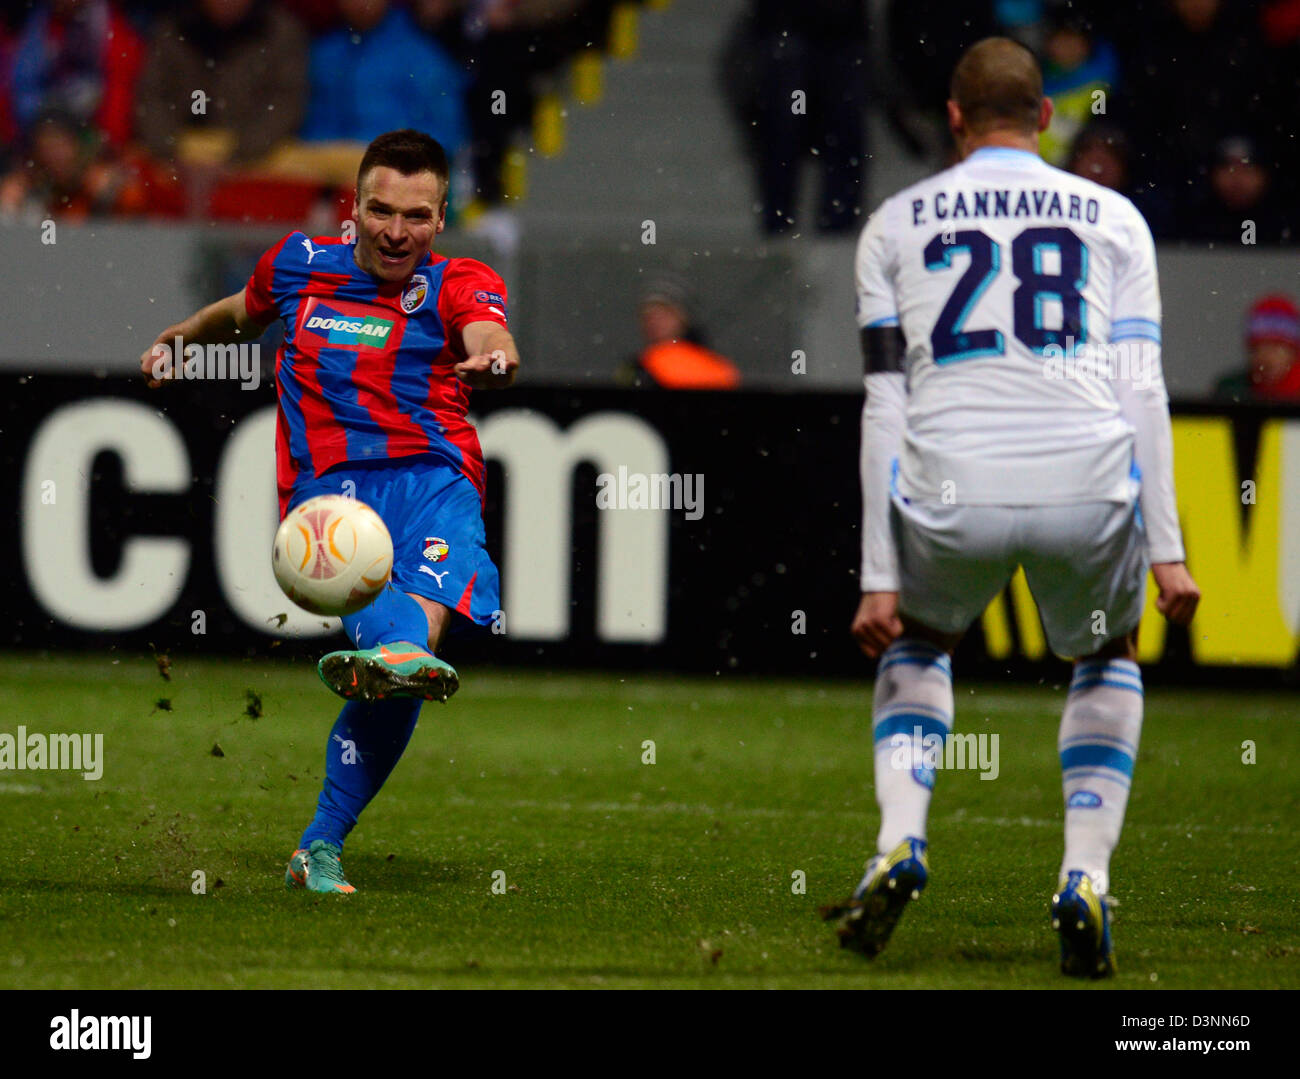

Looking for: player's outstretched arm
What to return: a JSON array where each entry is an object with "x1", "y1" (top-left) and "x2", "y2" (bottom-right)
[
  {"x1": 456, "y1": 320, "x2": 519, "y2": 389},
  {"x1": 139, "y1": 288, "x2": 269, "y2": 388}
]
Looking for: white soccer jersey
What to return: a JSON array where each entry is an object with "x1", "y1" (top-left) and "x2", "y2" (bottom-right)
[{"x1": 856, "y1": 146, "x2": 1185, "y2": 589}]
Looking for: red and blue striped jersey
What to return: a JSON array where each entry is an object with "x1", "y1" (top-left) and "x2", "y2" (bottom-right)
[{"x1": 244, "y1": 232, "x2": 509, "y2": 515}]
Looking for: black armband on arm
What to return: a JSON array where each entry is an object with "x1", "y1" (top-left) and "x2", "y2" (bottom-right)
[{"x1": 861, "y1": 325, "x2": 907, "y2": 374}]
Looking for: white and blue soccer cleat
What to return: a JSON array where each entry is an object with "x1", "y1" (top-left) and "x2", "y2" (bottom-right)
[
  {"x1": 822, "y1": 837, "x2": 929, "y2": 957},
  {"x1": 1052, "y1": 869, "x2": 1115, "y2": 979}
]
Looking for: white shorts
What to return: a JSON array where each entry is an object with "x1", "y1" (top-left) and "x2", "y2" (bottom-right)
[{"x1": 890, "y1": 494, "x2": 1148, "y2": 659}]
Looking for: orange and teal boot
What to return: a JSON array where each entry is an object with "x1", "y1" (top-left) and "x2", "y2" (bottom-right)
[
  {"x1": 285, "y1": 839, "x2": 356, "y2": 894},
  {"x1": 317, "y1": 641, "x2": 458, "y2": 703}
]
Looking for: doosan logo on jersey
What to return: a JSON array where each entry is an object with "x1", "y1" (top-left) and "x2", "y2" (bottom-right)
[{"x1": 304, "y1": 315, "x2": 392, "y2": 339}]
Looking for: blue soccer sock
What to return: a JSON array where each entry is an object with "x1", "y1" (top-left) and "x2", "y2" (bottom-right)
[
  {"x1": 870, "y1": 639, "x2": 954, "y2": 853},
  {"x1": 299, "y1": 588, "x2": 431, "y2": 852},
  {"x1": 342, "y1": 583, "x2": 431, "y2": 651},
  {"x1": 299, "y1": 698, "x2": 423, "y2": 852},
  {"x1": 1058, "y1": 658, "x2": 1143, "y2": 897}
]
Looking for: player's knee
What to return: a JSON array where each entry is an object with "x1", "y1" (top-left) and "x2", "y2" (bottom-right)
[
  {"x1": 1090, "y1": 628, "x2": 1139, "y2": 662},
  {"x1": 898, "y1": 616, "x2": 962, "y2": 655},
  {"x1": 406, "y1": 592, "x2": 452, "y2": 652}
]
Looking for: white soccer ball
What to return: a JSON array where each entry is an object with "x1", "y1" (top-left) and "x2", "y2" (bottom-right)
[{"x1": 272, "y1": 495, "x2": 393, "y2": 616}]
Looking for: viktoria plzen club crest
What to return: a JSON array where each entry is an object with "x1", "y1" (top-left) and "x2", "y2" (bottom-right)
[
  {"x1": 401, "y1": 274, "x2": 429, "y2": 314},
  {"x1": 423, "y1": 537, "x2": 449, "y2": 563}
]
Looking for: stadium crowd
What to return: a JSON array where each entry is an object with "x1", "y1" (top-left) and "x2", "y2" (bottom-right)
[
  {"x1": 731, "y1": 0, "x2": 1298, "y2": 245},
  {"x1": 0, "y1": 0, "x2": 1295, "y2": 400},
  {"x1": 0, "y1": 0, "x2": 1295, "y2": 247},
  {"x1": 0, "y1": 0, "x2": 618, "y2": 220}
]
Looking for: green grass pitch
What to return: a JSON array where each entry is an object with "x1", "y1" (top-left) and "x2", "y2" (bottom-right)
[{"x1": 0, "y1": 654, "x2": 1295, "y2": 989}]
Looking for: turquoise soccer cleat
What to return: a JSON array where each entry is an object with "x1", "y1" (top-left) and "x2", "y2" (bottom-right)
[
  {"x1": 1052, "y1": 869, "x2": 1115, "y2": 979},
  {"x1": 317, "y1": 640, "x2": 459, "y2": 703},
  {"x1": 822, "y1": 836, "x2": 929, "y2": 957},
  {"x1": 285, "y1": 839, "x2": 357, "y2": 894}
]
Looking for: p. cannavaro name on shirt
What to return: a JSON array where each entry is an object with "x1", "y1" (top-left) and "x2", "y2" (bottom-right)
[{"x1": 911, "y1": 188, "x2": 1103, "y2": 227}]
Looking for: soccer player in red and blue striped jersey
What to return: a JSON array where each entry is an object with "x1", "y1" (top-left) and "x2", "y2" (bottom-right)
[{"x1": 141, "y1": 130, "x2": 520, "y2": 892}]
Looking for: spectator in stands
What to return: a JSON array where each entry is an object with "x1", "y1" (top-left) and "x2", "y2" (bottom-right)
[
  {"x1": 0, "y1": 105, "x2": 182, "y2": 220},
  {"x1": 1183, "y1": 135, "x2": 1293, "y2": 246},
  {"x1": 1258, "y1": 1, "x2": 1300, "y2": 212},
  {"x1": 1262, "y1": 0, "x2": 1300, "y2": 44},
  {"x1": 1259, "y1": 0, "x2": 1300, "y2": 52},
  {"x1": 1119, "y1": 0, "x2": 1270, "y2": 230},
  {"x1": 1066, "y1": 122, "x2": 1128, "y2": 192},
  {"x1": 135, "y1": 0, "x2": 307, "y2": 168},
  {"x1": 746, "y1": 0, "x2": 869, "y2": 236},
  {"x1": 301, "y1": 0, "x2": 468, "y2": 158},
  {"x1": 1213, "y1": 295, "x2": 1300, "y2": 401},
  {"x1": 624, "y1": 277, "x2": 741, "y2": 390},
  {"x1": 0, "y1": 11, "x2": 20, "y2": 165},
  {"x1": 413, "y1": 0, "x2": 588, "y2": 206},
  {"x1": 1039, "y1": 10, "x2": 1119, "y2": 166},
  {"x1": 8, "y1": 0, "x2": 143, "y2": 150},
  {"x1": 884, "y1": 0, "x2": 998, "y2": 125},
  {"x1": 278, "y1": 0, "x2": 343, "y2": 34},
  {"x1": 1066, "y1": 122, "x2": 1174, "y2": 237}
]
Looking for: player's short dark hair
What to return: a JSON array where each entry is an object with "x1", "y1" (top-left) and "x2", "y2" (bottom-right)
[
  {"x1": 356, "y1": 130, "x2": 450, "y2": 203},
  {"x1": 950, "y1": 37, "x2": 1043, "y2": 136}
]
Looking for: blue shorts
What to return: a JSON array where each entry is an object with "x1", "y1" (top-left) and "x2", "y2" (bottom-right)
[{"x1": 288, "y1": 457, "x2": 500, "y2": 631}]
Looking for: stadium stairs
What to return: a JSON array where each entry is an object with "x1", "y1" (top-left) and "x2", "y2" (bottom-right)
[{"x1": 511, "y1": 0, "x2": 755, "y2": 237}]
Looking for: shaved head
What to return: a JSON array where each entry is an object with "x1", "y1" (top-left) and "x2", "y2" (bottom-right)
[{"x1": 950, "y1": 37, "x2": 1044, "y2": 136}]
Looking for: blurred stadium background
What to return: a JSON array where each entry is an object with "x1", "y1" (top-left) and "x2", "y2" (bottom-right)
[{"x1": 2, "y1": 0, "x2": 1299, "y2": 684}]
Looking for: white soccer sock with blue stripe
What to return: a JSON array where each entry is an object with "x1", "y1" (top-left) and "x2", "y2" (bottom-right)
[
  {"x1": 1059, "y1": 657, "x2": 1144, "y2": 897},
  {"x1": 871, "y1": 639, "x2": 954, "y2": 854}
]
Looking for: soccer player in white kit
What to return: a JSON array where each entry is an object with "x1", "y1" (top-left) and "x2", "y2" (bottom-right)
[{"x1": 822, "y1": 38, "x2": 1200, "y2": 978}]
